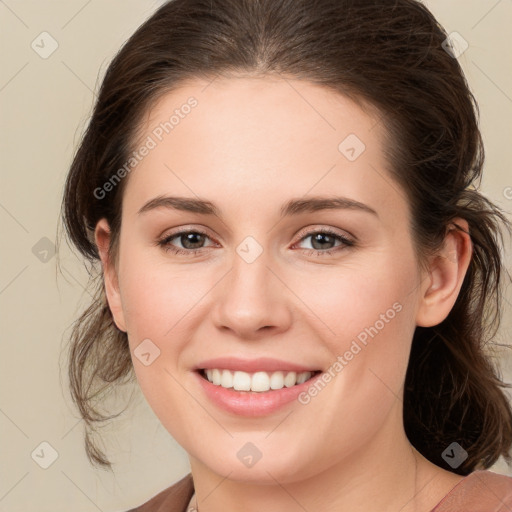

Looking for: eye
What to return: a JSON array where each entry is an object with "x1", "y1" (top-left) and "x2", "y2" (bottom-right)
[
  {"x1": 156, "y1": 226, "x2": 355, "y2": 257},
  {"x1": 293, "y1": 227, "x2": 355, "y2": 256},
  {"x1": 156, "y1": 228, "x2": 216, "y2": 256}
]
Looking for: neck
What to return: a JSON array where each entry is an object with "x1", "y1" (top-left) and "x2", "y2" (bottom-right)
[{"x1": 188, "y1": 404, "x2": 452, "y2": 512}]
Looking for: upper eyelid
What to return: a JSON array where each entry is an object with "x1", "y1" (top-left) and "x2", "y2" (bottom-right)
[
  {"x1": 294, "y1": 225, "x2": 354, "y2": 241},
  {"x1": 161, "y1": 225, "x2": 354, "y2": 246}
]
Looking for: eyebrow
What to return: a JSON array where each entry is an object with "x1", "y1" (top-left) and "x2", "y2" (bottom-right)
[{"x1": 137, "y1": 195, "x2": 379, "y2": 218}]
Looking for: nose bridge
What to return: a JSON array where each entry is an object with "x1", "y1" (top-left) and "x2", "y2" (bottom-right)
[{"x1": 212, "y1": 234, "x2": 292, "y2": 337}]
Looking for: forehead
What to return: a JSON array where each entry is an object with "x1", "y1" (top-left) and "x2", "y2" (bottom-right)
[
  {"x1": 134, "y1": 75, "x2": 383, "y2": 156},
  {"x1": 123, "y1": 75, "x2": 406, "y2": 227}
]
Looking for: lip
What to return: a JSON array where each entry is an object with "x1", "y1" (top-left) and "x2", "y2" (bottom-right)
[
  {"x1": 194, "y1": 356, "x2": 321, "y2": 373},
  {"x1": 193, "y1": 368, "x2": 324, "y2": 417}
]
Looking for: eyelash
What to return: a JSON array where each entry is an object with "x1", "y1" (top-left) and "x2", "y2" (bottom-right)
[{"x1": 156, "y1": 227, "x2": 355, "y2": 257}]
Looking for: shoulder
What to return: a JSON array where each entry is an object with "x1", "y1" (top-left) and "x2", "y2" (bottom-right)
[
  {"x1": 124, "y1": 473, "x2": 195, "y2": 512},
  {"x1": 432, "y1": 470, "x2": 512, "y2": 511}
]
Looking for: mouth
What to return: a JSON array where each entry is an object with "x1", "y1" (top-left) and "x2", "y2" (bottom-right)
[{"x1": 196, "y1": 368, "x2": 322, "y2": 393}]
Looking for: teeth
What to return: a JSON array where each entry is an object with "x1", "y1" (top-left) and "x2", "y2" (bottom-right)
[
  {"x1": 233, "y1": 371, "x2": 251, "y2": 391},
  {"x1": 270, "y1": 371, "x2": 284, "y2": 390},
  {"x1": 202, "y1": 369, "x2": 315, "y2": 392}
]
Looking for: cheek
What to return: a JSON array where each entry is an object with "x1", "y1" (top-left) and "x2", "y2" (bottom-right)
[
  {"x1": 117, "y1": 248, "x2": 214, "y2": 341},
  {"x1": 293, "y1": 252, "x2": 418, "y2": 355},
  {"x1": 302, "y1": 252, "x2": 420, "y2": 416}
]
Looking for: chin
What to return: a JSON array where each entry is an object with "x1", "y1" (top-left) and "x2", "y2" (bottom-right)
[{"x1": 197, "y1": 447, "x2": 323, "y2": 485}]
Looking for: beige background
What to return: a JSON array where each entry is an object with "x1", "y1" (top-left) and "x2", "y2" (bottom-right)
[{"x1": 0, "y1": 1, "x2": 511, "y2": 511}]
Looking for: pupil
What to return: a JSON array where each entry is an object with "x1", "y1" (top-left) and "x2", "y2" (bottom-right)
[
  {"x1": 182, "y1": 232, "x2": 204, "y2": 249},
  {"x1": 179, "y1": 232, "x2": 335, "y2": 251},
  {"x1": 312, "y1": 233, "x2": 334, "y2": 250}
]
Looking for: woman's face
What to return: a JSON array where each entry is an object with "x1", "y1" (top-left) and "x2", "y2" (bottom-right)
[{"x1": 98, "y1": 76, "x2": 433, "y2": 483}]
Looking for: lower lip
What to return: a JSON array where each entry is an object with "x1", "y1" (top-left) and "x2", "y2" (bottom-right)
[{"x1": 193, "y1": 370, "x2": 323, "y2": 417}]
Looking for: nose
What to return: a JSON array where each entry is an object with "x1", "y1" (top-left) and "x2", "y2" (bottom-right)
[{"x1": 212, "y1": 245, "x2": 293, "y2": 340}]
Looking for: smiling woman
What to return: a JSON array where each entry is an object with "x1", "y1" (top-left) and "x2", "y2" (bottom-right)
[{"x1": 60, "y1": 0, "x2": 512, "y2": 511}]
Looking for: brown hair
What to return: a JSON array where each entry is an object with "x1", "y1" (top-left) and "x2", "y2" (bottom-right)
[{"x1": 60, "y1": 0, "x2": 512, "y2": 473}]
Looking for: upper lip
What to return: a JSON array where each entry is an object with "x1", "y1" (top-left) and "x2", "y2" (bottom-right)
[{"x1": 194, "y1": 357, "x2": 321, "y2": 373}]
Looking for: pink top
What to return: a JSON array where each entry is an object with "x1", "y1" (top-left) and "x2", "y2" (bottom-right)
[
  {"x1": 430, "y1": 470, "x2": 512, "y2": 511},
  {"x1": 128, "y1": 470, "x2": 512, "y2": 511}
]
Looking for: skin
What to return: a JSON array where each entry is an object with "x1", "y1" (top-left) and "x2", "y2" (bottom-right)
[{"x1": 95, "y1": 75, "x2": 472, "y2": 512}]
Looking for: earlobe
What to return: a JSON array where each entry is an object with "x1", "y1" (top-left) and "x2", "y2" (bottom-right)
[
  {"x1": 415, "y1": 219, "x2": 472, "y2": 327},
  {"x1": 94, "y1": 218, "x2": 127, "y2": 332}
]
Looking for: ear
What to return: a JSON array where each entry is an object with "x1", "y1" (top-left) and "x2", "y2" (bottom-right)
[
  {"x1": 94, "y1": 218, "x2": 127, "y2": 332},
  {"x1": 415, "y1": 219, "x2": 473, "y2": 327}
]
